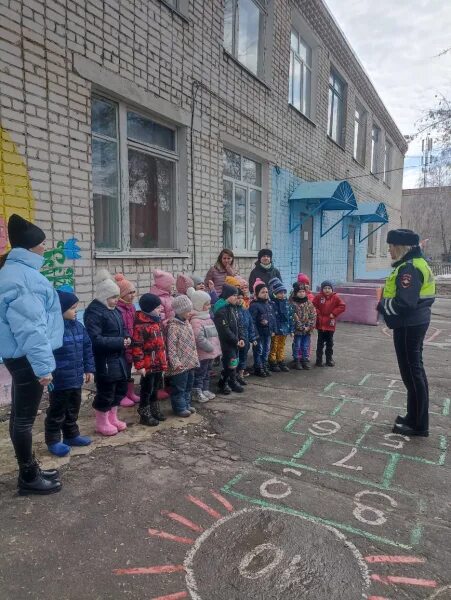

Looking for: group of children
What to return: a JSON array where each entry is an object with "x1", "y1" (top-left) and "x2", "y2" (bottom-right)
[{"x1": 44, "y1": 267, "x2": 346, "y2": 457}]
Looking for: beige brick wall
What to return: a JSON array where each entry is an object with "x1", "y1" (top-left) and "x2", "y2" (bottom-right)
[{"x1": 0, "y1": 0, "x2": 405, "y2": 303}]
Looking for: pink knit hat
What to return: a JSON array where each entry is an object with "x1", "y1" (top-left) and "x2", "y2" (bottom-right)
[
  {"x1": 176, "y1": 273, "x2": 194, "y2": 295},
  {"x1": 297, "y1": 273, "x2": 310, "y2": 285},
  {"x1": 114, "y1": 273, "x2": 136, "y2": 298},
  {"x1": 153, "y1": 269, "x2": 175, "y2": 293}
]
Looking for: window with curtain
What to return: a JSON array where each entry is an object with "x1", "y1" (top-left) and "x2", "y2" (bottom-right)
[
  {"x1": 371, "y1": 125, "x2": 381, "y2": 175},
  {"x1": 223, "y1": 148, "x2": 262, "y2": 251},
  {"x1": 91, "y1": 96, "x2": 177, "y2": 251}
]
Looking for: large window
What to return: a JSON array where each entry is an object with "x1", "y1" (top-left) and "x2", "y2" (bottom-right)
[
  {"x1": 92, "y1": 96, "x2": 177, "y2": 251},
  {"x1": 371, "y1": 124, "x2": 381, "y2": 175},
  {"x1": 353, "y1": 100, "x2": 367, "y2": 165},
  {"x1": 224, "y1": 0, "x2": 265, "y2": 76},
  {"x1": 288, "y1": 28, "x2": 312, "y2": 118},
  {"x1": 328, "y1": 69, "x2": 346, "y2": 146},
  {"x1": 384, "y1": 140, "x2": 393, "y2": 186},
  {"x1": 223, "y1": 149, "x2": 262, "y2": 252}
]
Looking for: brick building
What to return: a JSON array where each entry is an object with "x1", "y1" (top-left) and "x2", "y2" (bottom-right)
[
  {"x1": 402, "y1": 187, "x2": 451, "y2": 261},
  {"x1": 0, "y1": 0, "x2": 407, "y2": 303}
]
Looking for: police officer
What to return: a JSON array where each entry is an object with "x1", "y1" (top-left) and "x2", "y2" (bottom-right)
[{"x1": 377, "y1": 229, "x2": 435, "y2": 437}]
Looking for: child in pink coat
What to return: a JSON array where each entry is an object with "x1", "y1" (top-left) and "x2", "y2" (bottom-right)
[
  {"x1": 176, "y1": 273, "x2": 194, "y2": 296},
  {"x1": 150, "y1": 269, "x2": 176, "y2": 322},
  {"x1": 188, "y1": 288, "x2": 221, "y2": 403},
  {"x1": 114, "y1": 273, "x2": 139, "y2": 407}
]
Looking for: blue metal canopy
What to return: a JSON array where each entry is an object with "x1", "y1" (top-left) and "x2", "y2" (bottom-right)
[
  {"x1": 288, "y1": 180, "x2": 357, "y2": 236},
  {"x1": 352, "y1": 201, "x2": 389, "y2": 242}
]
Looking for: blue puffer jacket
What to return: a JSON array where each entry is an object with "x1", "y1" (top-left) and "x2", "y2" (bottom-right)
[
  {"x1": 53, "y1": 319, "x2": 96, "y2": 391},
  {"x1": 84, "y1": 299, "x2": 128, "y2": 382},
  {"x1": 249, "y1": 299, "x2": 276, "y2": 337},
  {"x1": 0, "y1": 247, "x2": 64, "y2": 377},
  {"x1": 271, "y1": 297, "x2": 295, "y2": 335},
  {"x1": 237, "y1": 306, "x2": 257, "y2": 344}
]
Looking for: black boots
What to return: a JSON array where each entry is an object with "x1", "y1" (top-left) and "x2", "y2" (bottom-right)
[
  {"x1": 254, "y1": 366, "x2": 267, "y2": 378},
  {"x1": 315, "y1": 357, "x2": 324, "y2": 367},
  {"x1": 236, "y1": 372, "x2": 247, "y2": 386},
  {"x1": 218, "y1": 371, "x2": 232, "y2": 395},
  {"x1": 138, "y1": 405, "x2": 159, "y2": 426},
  {"x1": 325, "y1": 358, "x2": 335, "y2": 367},
  {"x1": 150, "y1": 400, "x2": 166, "y2": 421},
  {"x1": 302, "y1": 360, "x2": 311, "y2": 370},
  {"x1": 18, "y1": 457, "x2": 62, "y2": 496},
  {"x1": 278, "y1": 362, "x2": 290, "y2": 372},
  {"x1": 294, "y1": 359, "x2": 303, "y2": 371},
  {"x1": 229, "y1": 372, "x2": 244, "y2": 393},
  {"x1": 269, "y1": 362, "x2": 281, "y2": 372},
  {"x1": 263, "y1": 363, "x2": 272, "y2": 377}
]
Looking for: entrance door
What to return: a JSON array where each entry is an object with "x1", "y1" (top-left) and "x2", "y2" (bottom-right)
[
  {"x1": 347, "y1": 225, "x2": 356, "y2": 281},
  {"x1": 300, "y1": 215, "x2": 313, "y2": 282}
]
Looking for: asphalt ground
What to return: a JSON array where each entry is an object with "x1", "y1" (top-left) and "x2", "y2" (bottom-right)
[{"x1": 0, "y1": 299, "x2": 450, "y2": 600}]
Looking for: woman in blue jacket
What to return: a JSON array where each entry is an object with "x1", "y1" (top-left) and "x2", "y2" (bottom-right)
[{"x1": 0, "y1": 214, "x2": 64, "y2": 495}]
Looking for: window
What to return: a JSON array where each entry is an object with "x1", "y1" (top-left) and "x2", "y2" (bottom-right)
[
  {"x1": 367, "y1": 223, "x2": 377, "y2": 256},
  {"x1": 288, "y1": 28, "x2": 312, "y2": 118},
  {"x1": 384, "y1": 140, "x2": 393, "y2": 186},
  {"x1": 328, "y1": 69, "x2": 346, "y2": 146},
  {"x1": 224, "y1": 0, "x2": 265, "y2": 76},
  {"x1": 379, "y1": 223, "x2": 388, "y2": 256},
  {"x1": 91, "y1": 96, "x2": 177, "y2": 251},
  {"x1": 353, "y1": 101, "x2": 367, "y2": 165},
  {"x1": 223, "y1": 148, "x2": 262, "y2": 251},
  {"x1": 371, "y1": 125, "x2": 381, "y2": 175}
]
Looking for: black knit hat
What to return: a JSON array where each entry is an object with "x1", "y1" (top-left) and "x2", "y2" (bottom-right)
[
  {"x1": 321, "y1": 280, "x2": 333, "y2": 291},
  {"x1": 221, "y1": 283, "x2": 238, "y2": 299},
  {"x1": 386, "y1": 229, "x2": 420, "y2": 246},
  {"x1": 8, "y1": 214, "x2": 45, "y2": 249},
  {"x1": 139, "y1": 293, "x2": 161, "y2": 314},
  {"x1": 258, "y1": 248, "x2": 272, "y2": 261},
  {"x1": 293, "y1": 282, "x2": 306, "y2": 293}
]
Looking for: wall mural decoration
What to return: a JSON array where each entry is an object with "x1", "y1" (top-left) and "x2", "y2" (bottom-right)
[{"x1": 42, "y1": 238, "x2": 82, "y2": 292}]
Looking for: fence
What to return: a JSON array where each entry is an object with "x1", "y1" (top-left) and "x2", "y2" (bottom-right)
[{"x1": 430, "y1": 262, "x2": 451, "y2": 276}]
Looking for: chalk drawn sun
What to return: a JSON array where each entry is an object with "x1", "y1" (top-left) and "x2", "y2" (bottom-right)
[{"x1": 113, "y1": 490, "x2": 373, "y2": 599}]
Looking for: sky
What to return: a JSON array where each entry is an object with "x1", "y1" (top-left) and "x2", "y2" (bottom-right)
[{"x1": 324, "y1": 0, "x2": 451, "y2": 188}]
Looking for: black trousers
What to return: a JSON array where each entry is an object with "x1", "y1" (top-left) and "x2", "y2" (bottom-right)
[
  {"x1": 92, "y1": 377, "x2": 128, "y2": 412},
  {"x1": 316, "y1": 330, "x2": 334, "y2": 360},
  {"x1": 3, "y1": 357, "x2": 43, "y2": 466},
  {"x1": 393, "y1": 324, "x2": 429, "y2": 432},
  {"x1": 45, "y1": 388, "x2": 82, "y2": 445},
  {"x1": 139, "y1": 372, "x2": 163, "y2": 409}
]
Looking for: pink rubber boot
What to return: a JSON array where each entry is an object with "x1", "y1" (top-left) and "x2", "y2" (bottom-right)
[
  {"x1": 127, "y1": 380, "x2": 140, "y2": 404},
  {"x1": 157, "y1": 389, "x2": 170, "y2": 400},
  {"x1": 108, "y1": 407, "x2": 127, "y2": 431},
  {"x1": 119, "y1": 392, "x2": 135, "y2": 407},
  {"x1": 95, "y1": 410, "x2": 118, "y2": 436}
]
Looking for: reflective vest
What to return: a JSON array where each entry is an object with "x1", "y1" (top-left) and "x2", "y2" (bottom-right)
[{"x1": 383, "y1": 257, "x2": 436, "y2": 299}]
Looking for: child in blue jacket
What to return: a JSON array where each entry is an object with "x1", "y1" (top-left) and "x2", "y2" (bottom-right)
[
  {"x1": 268, "y1": 277, "x2": 294, "y2": 372},
  {"x1": 45, "y1": 291, "x2": 95, "y2": 456},
  {"x1": 236, "y1": 287, "x2": 257, "y2": 384},
  {"x1": 249, "y1": 282, "x2": 276, "y2": 377}
]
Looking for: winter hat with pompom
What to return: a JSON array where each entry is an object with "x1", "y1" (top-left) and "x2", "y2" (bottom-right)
[
  {"x1": 253, "y1": 277, "x2": 265, "y2": 293},
  {"x1": 297, "y1": 273, "x2": 310, "y2": 285},
  {"x1": 187, "y1": 287, "x2": 211, "y2": 312},
  {"x1": 95, "y1": 268, "x2": 120, "y2": 305},
  {"x1": 114, "y1": 273, "x2": 136, "y2": 298},
  {"x1": 176, "y1": 273, "x2": 194, "y2": 295},
  {"x1": 152, "y1": 269, "x2": 175, "y2": 293}
]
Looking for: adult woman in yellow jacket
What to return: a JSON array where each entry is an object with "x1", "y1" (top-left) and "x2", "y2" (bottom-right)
[{"x1": 377, "y1": 229, "x2": 435, "y2": 437}]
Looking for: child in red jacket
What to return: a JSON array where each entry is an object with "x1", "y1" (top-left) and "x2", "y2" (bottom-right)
[
  {"x1": 313, "y1": 281, "x2": 346, "y2": 367},
  {"x1": 132, "y1": 294, "x2": 168, "y2": 427}
]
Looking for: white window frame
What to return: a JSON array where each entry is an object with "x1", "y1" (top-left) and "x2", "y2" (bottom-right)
[
  {"x1": 223, "y1": 149, "x2": 262, "y2": 252},
  {"x1": 328, "y1": 68, "x2": 346, "y2": 146},
  {"x1": 288, "y1": 28, "x2": 312, "y2": 118},
  {"x1": 92, "y1": 94, "x2": 179, "y2": 253},
  {"x1": 371, "y1": 124, "x2": 381, "y2": 176},
  {"x1": 353, "y1": 99, "x2": 367, "y2": 165},
  {"x1": 223, "y1": 0, "x2": 266, "y2": 78},
  {"x1": 384, "y1": 139, "x2": 393, "y2": 186}
]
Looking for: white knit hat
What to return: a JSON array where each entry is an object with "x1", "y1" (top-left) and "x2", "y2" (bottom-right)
[
  {"x1": 95, "y1": 268, "x2": 120, "y2": 303},
  {"x1": 171, "y1": 294, "x2": 193, "y2": 315},
  {"x1": 188, "y1": 288, "x2": 211, "y2": 312}
]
